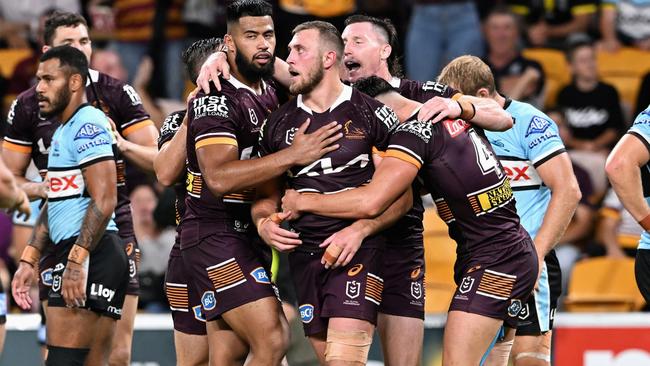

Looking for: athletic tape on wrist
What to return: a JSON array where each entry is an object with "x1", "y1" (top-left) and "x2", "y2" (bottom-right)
[
  {"x1": 20, "y1": 246, "x2": 41, "y2": 267},
  {"x1": 68, "y1": 245, "x2": 89, "y2": 265}
]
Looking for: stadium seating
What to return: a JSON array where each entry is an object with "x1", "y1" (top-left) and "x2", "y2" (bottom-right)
[
  {"x1": 521, "y1": 48, "x2": 570, "y2": 108},
  {"x1": 564, "y1": 257, "x2": 646, "y2": 312},
  {"x1": 0, "y1": 48, "x2": 32, "y2": 78},
  {"x1": 597, "y1": 48, "x2": 650, "y2": 109}
]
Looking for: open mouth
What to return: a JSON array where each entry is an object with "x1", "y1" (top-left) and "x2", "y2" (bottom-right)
[
  {"x1": 345, "y1": 61, "x2": 361, "y2": 73},
  {"x1": 289, "y1": 70, "x2": 299, "y2": 77},
  {"x1": 254, "y1": 53, "x2": 272, "y2": 64}
]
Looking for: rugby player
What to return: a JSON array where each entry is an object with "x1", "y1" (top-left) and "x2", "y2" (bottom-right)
[
  {"x1": 605, "y1": 105, "x2": 650, "y2": 304},
  {"x1": 154, "y1": 38, "x2": 222, "y2": 366},
  {"x1": 438, "y1": 55, "x2": 581, "y2": 366},
  {"x1": 12, "y1": 46, "x2": 129, "y2": 366},
  {"x1": 253, "y1": 21, "x2": 413, "y2": 365},
  {"x1": 181, "y1": 2, "x2": 344, "y2": 364},
  {"x1": 281, "y1": 75, "x2": 538, "y2": 366},
  {"x1": 3, "y1": 11, "x2": 158, "y2": 366}
]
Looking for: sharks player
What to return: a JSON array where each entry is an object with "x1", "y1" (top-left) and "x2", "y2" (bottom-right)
[{"x1": 438, "y1": 56, "x2": 581, "y2": 366}]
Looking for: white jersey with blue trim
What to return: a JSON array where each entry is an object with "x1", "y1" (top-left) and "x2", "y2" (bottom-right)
[
  {"x1": 625, "y1": 105, "x2": 650, "y2": 250},
  {"x1": 485, "y1": 99, "x2": 566, "y2": 239},
  {"x1": 47, "y1": 104, "x2": 118, "y2": 243}
]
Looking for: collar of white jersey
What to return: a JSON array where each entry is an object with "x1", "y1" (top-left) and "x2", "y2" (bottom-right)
[
  {"x1": 227, "y1": 75, "x2": 267, "y2": 96},
  {"x1": 296, "y1": 84, "x2": 353, "y2": 115},
  {"x1": 86, "y1": 69, "x2": 100, "y2": 86},
  {"x1": 389, "y1": 77, "x2": 401, "y2": 88}
]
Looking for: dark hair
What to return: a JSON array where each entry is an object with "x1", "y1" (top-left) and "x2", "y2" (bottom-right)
[
  {"x1": 40, "y1": 45, "x2": 89, "y2": 84},
  {"x1": 227, "y1": 0, "x2": 273, "y2": 26},
  {"x1": 344, "y1": 15, "x2": 403, "y2": 77},
  {"x1": 182, "y1": 38, "x2": 223, "y2": 84},
  {"x1": 353, "y1": 76, "x2": 397, "y2": 98},
  {"x1": 293, "y1": 21, "x2": 344, "y2": 62},
  {"x1": 43, "y1": 11, "x2": 87, "y2": 46},
  {"x1": 565, "y1": 33, "x2": 593, "y2": 62}
]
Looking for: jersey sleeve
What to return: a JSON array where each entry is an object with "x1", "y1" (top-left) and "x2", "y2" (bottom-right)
[
  {"x1": 627, "y1": 107, "x2": 650, "y2": 152},
  {"x1": 404, "y1": 80, "x2": 460, "y2": 103},
  {"x1": 369, "y1": 102, "x2": 399, "y2": 153},
  {"x1": 3, "y1": 97, "x2": 33, "y2": 154},
  {"x1": 384, "y1": 121, "x2": 431, "y2": 170},
  {"x1": 520, "y1": 112, "x2": 566, "y2": 167},
  {"x1": 158, "y1": 110, "x2": 186, "y2": 150},
  {"x1": 72, "y1": 111, "x2": 115, "y2": 168},
  {"x1": 188, "y1": 93, "x2": 239, "y2": 151},
  {"x1": 256, "y1": 109, "x2": 282, "y2": 158},
  {"x1": 114, "y1": 83, "x2": 154, "y2": 137}
]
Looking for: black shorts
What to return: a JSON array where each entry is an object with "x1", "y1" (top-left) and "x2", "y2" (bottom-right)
[
  {"x1": 516, "y1": 249, "x2": 562, "y2": 336},
  {"x1": 635, "y1": 248, "x2": 650, "y2": 303},
  {"x1": 39, "y1": 242, "x2": 56, "y2": 301},
  {"x1": 48, "y1": 232, "x2": 129, "y2": 319},
  {"x1": 379, "y1": 245, "x2": 425, "y2": 319}
]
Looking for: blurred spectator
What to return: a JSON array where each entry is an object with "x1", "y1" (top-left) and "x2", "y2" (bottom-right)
[
  {"x1": 91, "y1": 48, "x2": 128, "y2": 81},
  {"x1": 405, "y1": 0, "x2": 483, "y2": 81},
  {"x1": 109, "y1": 0, "x2": 186, "y2": 100},
  {"x1": 636, "y1": 72, "x2": 650, "y2": 118},
  {"x1": 131, "y1": 184, "x2": 175, "y2": 312},
  {"x1": 0, "y1": 0, "x2": 79, "y2": 48},
  {"x1": 183, "y1": 0, "x2": 225, "y2": 40},
  {"x1": 273, "y1": 0, "x2": 356, "y2": 59},
  {"x1": 508, "y1": 0, "x2": 598, "y2": 48},
  {"x1": 556, "y1": 36, "x2": 624, "y2": 153},
  {"x1": 483, "y1": 6, "x2": 546, "y2": 106},
  {"x1": 596, "y1": 188, "x2": 641, "y2": 258},
  {"x1": 598, "y1": 0, "x2": 650, "y2": 53}
]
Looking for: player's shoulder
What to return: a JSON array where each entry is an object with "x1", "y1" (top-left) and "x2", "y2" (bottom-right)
[
  {"x1": 508, "y1": 99, "x2": 557, "y2": 134},
  {"x1": 73, "y1": 104, "x2": 110, "y2": 126},
  {"x1": 632, "y1": 106, "x2": 650, "y2": 128},
  {"x1": 353, "y1": 89, "x2": 399, "y2": 131},
  {"x1": 394, "y1": 118, "x2": 435, "y2": 142},
  {"x1": 7, "y1": 86, "x2": 38, "y2": 127},
  {"x1": 160, "y1": 109, "x2": 186, "y2": 133},
  {"x1": 188, "y1": 84, "x2": 238, "y2": 121}
]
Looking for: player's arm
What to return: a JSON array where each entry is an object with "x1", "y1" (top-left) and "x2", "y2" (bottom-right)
[
  {"x1": 534, "y1": 152, "x2": 582, "y2": 258},
  {"x1": 1, "y1": 149, "x2": 46, "y2": 200},
  {"x1": 198, "y1": 120, "x2": 340, "y2": 197},
  {"x1": 606, "y1": 134, "x2": 650, "y2": 224},
  {"x1": 154, "y1": 115, "x2": 188, "y2": 186},
  {"x1": 418, "y1": 94, "x2": 513, "y2": 131},
  {"x1": 252, "y1": 177, "x2": 301, "y2": 252},
  {"x1": 284, "y1": 157, "x2": 418, "y2": 219},
  {"x1": 114, "y1": 120, "x2": 158, "y2": 172}
]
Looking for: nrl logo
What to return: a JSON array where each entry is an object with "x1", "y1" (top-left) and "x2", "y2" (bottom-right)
[
  {"x1": 346, "y1": 280, "x2": 360, "y2": 299},
  {"x1": 459, "y1": 276, "x2": 474, "y2": 294},
  {"x1": 285, "y1": 127, "x2": 298, "y2": 145},
  {"x1": 411, "y1": 282, "x2": 422, "y2": 299}
]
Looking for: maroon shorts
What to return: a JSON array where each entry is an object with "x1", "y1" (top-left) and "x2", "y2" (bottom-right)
[
  {"x1": 290, "y1": 248, "x2": 384, "y2": 336},
  {"x1": 449, "y1": 238, "x2": 538, "y2": 328},
  {"x1": 379, "y1": 245, "x2": 425, "y2": 319},
  {"x1": 181, "y1": 226, "x2": 277, "y2": 321},
  {"x1": 165, "y1": 252, "x2": 207, "y2": 335},
  {"x1": 38, "y1": 243, "x2": 56, "y2": 301}
]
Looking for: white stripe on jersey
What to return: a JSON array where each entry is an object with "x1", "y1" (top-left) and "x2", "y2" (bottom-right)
[{"x1": 500, "y1": 159, "x2": 542, "y2": 189}]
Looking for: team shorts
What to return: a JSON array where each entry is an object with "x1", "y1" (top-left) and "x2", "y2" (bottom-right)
[
  {"x1": 165, "y1": 249, "x2": 207, "y2": 335},
  {"x1": 290, "y1": 247, "x2": 384, "y2": 336},
  {"x1": 635, "y1": 248, "x2": 650, "y2": 303},
  {"x1": 39, "y1": 243, "x2": 57, "y2": 301},
  {"x1": 378, "y1": 245, "x2": 425, "y2": 319},
  {"x1": 48, "y1": 232, "x2": 129, "y2": 319},
  {"x1": 181, "y1": 223, "x2": 277, "y2": 321},
  {"x1": 449, "y1": 237, "x2": 538, "y2": 329},
  {"x1": 517, "y1": 250, "x2": 562, "y2": 335},
  {"x1": 122, "y1": 235, "x2": 140, "y2": 296}
]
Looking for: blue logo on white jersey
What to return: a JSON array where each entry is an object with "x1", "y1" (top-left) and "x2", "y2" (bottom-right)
[
  {"x1": 41, "y1": 268, "x2": 53, "y2": 286},
  {"x1": 525, "y1": 116, "x2": 551, "y2": 137},
  {"x1": 192, "y1": 305, "x2": 207, "y2": 322},
  {"x1": 299, "y1": 304, "x2": 314, "y2": 323},
  {"x1": 74, "y1": 123, "x2": 105, "y2": 140},
  {"x1": 201, "y1": 291, "x2": 216, "y2": 311},
  {"x1": 250, "y1": 267, "x2": 271, "y2": 284}
]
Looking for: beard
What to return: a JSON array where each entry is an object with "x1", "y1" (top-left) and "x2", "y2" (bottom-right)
[
  {"x1": 289, "y1": 64, "x2": 325, "y2": 95},
  {"x1": 235, "y1": 50, "x2": 275, "y2": 83},
  {"x1": 38, "y1": 86, "x2": 71, "y2": 119}
]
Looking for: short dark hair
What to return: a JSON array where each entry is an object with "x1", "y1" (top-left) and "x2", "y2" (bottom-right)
[
  {"x1": 353, "y1": 76, "x2": 397, "y2": 98},
  {"x1": 293, "y1": 21, "x2": 344, "y2": 62},
  {"x1": 43, "y1": 11, "x2": 88, "y2": 46},
  {"x1": 182, "y1": 38, "x2": 222, "y2": 84},
  {"x1": 345, "y1": 15, "x2": 403, "y2": 77},
  {"x1": 227, "y1": 0, "x2": 273, "y2": 29},
  {"x1": 40, "y1": 45, "x2": 89, "y2": 84},
  {"x1": 565, "y1": 33, "x2": 593, "y2": 62}
]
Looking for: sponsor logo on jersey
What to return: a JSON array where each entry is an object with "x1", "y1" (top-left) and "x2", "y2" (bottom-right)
[
  {"x1": 74, "y1": 123, "x2": 106, "y2": 140},
  {"x1": 292, "y1": 154, "x2": 369, "y2": 177},
  {"x1": 422, "y1": 81, "x2": 448, "y2": 94},
  {"x1": 347, "y1": 264, "x2": 363, "y2": 276},
  {"x1": 160, "y1": 112, "x2": 182, "y2": 136},
  {"x1": 444, "y1": 119, "x2": 470, "y2": 138},
  {"x1": 41, "y1": 268, "x2": 53, "y2": 286},
  {"x1": 508, "y1": 299, "x2": 523, "y2": 317},
  {"x1": 250, "y1": 267, "x2": 271, "y2": 284},
  {"x1": 467, "y1": 178, "x2": 514, "y2": 215},
  {"x1": 528, "y1": 130, "x2": 559, "y2": 149},
  {"x1": 397, "y1": 120, "x2": 433, "y2": 142},
  {"x1": 107, "y1": 306, "x2": 123, "y2": 316},
  {"x1": 500, "y1": 160, "x2": 542, "y2": 188},
  {"x1": 299, "y1": 304, "x2": 314, "y2": 323},
  {"x1": 193, "y1": 305, "x2": 206, "y2": 322},
  {"x1": 411, "y1": 267, "x2": 421, "y2": 279},
  {"x1": 201, "y1": 291, "x2": 216, "y2": 311},
  {"x1": 76, "y1": 137, "x2": 110, "y2": 153},
  {"x1": 192, "y1": 95, "x2": 229, "y2": 119},
  {"x1": 123, "y1": 84, "x2": 143, "y2": 106},
  {"x1": 47, "y1": 170, "x2": 84, "y2": 199},
  {"x1": 346, "y1": 280, "x2": 361, "y2": 299},
  {"x1": 90, "y1": 283, "x2": 116, "y2": 302},
  {"x1": 374, "y1": 105, "x2": 399, "y2": 132},
  {"x1": 525, "y1": 116, "x2": 552, "y2": 137},
  {"x1": 7, "y1": 99, "x2": 17, "y2": 125}
]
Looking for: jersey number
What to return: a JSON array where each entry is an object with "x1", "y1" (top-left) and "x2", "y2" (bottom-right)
[{"x1": 469, "y1": 130, "x2": 503, "y2": 178}]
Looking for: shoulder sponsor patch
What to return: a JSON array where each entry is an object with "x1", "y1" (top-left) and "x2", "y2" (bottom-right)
[
  {"x1": 74, "y1": 123, "x2": 106, "y2": 140},
  {"x1": 421, "y1": 81, "x2": 448, "y2": 94},
  {"x1": 160, "y1": 112, "x2": 182, "y2": 136},
  {"x1": 7, "y1": 99, "x2": 17, "y2": 125},
  {"x1": 123, "y1": 84, "x2": 143, "y2": 106},
  {"x1": 443, "y1": 119, "x2": 470, "y2": 138},
  {"x1": 396, "y1": 120, "x2": 433, "y2": 142},
  {"x1": 299, "y1": 304, "x2": 314, "y2": 323},
  {"x1": 525, "y1": 116, "x2": 551, "y2": 137},
  {"x1": 374, "y1": 105, "x2": 399, "y2": 132}
]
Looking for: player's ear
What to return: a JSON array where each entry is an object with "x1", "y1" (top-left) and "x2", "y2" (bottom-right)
[
  {"x1": 380, "y1": 44, "x2": 391, "y2": 61},
  {"x1": 323, "y1": 50, "x2": 338, "y2": 69},
  {"x1": 476, "y1": 87, "x2": 490, "y2": 98},
  {"x1": 42, "y1": 45, "x2": 50, "y2": 54},
  {"x1": 69, "y1": 73, "x2": 83, "y2": 92},
  {"x1": 224, "y1": 34, "x2": 234, "y2": 54}
]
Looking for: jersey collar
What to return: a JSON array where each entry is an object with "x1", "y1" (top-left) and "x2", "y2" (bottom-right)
[
  {"x1": 63, "y1": 103, "x2": 91, "y2": 125},
  {"x1": 296, "y1": 84, "x2": 353, "y2": 115},
  {"x1": 389, "y1": 77, "x2": 401, "y2": 88},
  {"x1": 227, "y1": 75, "x2": 267, "y2": 96}
]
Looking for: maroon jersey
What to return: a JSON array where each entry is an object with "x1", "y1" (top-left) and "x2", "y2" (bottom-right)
[
  {"x1": 4, "y1": 69, "x2": 152, "y2": 238},
  {"x1": 183, "y1": 77, "x2": 279, "y2": 249},
  {"x1": 391, "y1": 78, "x2": 460, "y2": 104},
  {"x1": 385, "y1": 117, "x2": 528, "y2": 256},
  {"x1": 258, "y1": 85, "x2": 398, "y2": 250},
  {"x1": 158, "y1": 109, "x2": 187, "y2": 256}
]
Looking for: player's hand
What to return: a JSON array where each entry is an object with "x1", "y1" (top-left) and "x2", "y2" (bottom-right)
[
  {"x1": 108, "y1": 117, "x2": 127, "y2": 152},
  {"x1": 10, "y1": 188, "x2": 31, "y2": 220},
  {"x1": 281, "y1": 189, "x2": 303, "y2": 219},
  {"x1": 418, "y1": 96, "x2": 462, "y2": 124},
  {"x1": 319, "y1": 225, "x2": 364, "y2": 269},
  {"x1": 62, "y1": 261, "x2": 87, "y2": 308},
  {"x1": 197, "y1": 51, "x2": 230, "y2": 94},
  {"x1": 257, "y1": 212, "x2": 302, "y2": 252},
  {"x1": 12, "y1": 262, "x2": 36, "y2": 310},
  {"x1": 289, "y1": 119, "x2": 342, "y2": 165}
]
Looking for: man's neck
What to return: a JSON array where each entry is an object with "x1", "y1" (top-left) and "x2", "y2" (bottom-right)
[
  {"x1": 575, "y1": 77, "x2": 598, "y2": 93},
  {"x1": 488, "y1": 48, "x2": 517, "y2": 68},
  {"x1": 302, "y1": 73, "x2": 345, "y2": 113},
  {"x1": 229, "y1": 59, "x2": 263, "y2": 94},
  {"x1": 493, "y1": 93, "x2": 507, "y2": 108},
  {"x1": 61, "y1": 94, "x2": 87, "y2": 123},
  {"x1": 376, "y1": 65, "x2": 393, "y2": 83}
]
